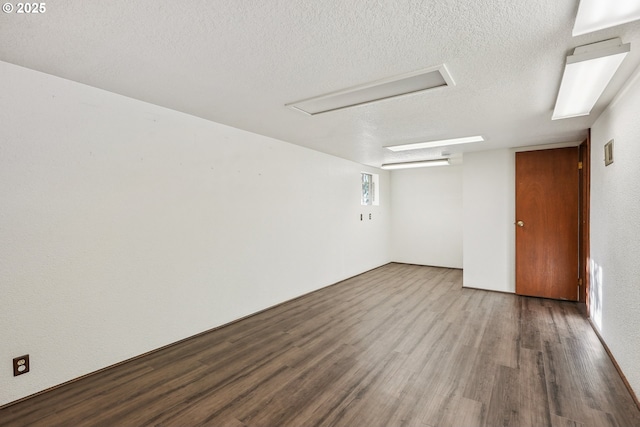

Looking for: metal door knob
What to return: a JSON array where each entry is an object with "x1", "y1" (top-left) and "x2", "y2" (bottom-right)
[{"x1": 516, "y1": 220, "x2": 524, "y2": 227}]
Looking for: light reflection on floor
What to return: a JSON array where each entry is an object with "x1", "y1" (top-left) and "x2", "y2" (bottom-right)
[{"x1": 590, "y1": 258, "x2": 603, "y2": 331}]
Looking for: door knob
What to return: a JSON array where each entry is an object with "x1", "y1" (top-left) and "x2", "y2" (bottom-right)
[{"x1": 516, "y1": 220, "x2": 524, "y2": 227}]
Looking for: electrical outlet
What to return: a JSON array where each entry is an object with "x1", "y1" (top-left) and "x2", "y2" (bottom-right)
[{"x1": 13, "y1": 355, "x2": 29, "y2": 376}]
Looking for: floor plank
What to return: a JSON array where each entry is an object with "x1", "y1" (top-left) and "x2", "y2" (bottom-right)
[{"x1": 1, "y1": 263, "x2": 638, "y2": 427}]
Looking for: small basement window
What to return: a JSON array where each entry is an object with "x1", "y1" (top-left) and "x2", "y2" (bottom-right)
[{"x1": 361, "y1": 172, "x2": 379, "y2": 206}]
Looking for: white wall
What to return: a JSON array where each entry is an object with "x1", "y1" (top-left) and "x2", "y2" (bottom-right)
[
  {"x1": 0, "y1": 61, "x2": 391, "y2": 406},
  {"x1": 389, "y1": 149, "x2": 514, "y2": 290},
  {"x1": 462, "y1": 149, "x2": 515, "y2": 292},
  {"x1": 390, "y1": 165, "x2": 463, "y2": 268},
  {"x1": 590, "y1": 67, "x2": 640, "y2": 398}
]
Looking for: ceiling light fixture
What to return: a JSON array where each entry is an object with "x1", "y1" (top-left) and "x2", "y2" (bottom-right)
[
  {"x1": 552, "y1": 38, "x2": 630, "y2": 120},
  {"x1": 573, "y1": 0, "x2": 640, "y2": 36},
  {"x1": 385, "y1": 135, "x2": 484, "y2": 152},
  {"x1": 286, "y1": 65, "x2": 455, "y2": 115},
  {"x1": 380, "y1": 159, "x2": 450, "y2": 170}
]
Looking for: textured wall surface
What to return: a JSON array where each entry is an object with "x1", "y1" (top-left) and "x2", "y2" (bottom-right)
[
  {"x1": 390, "y1": 165, "x2": 463, "y2": 268},
  {"x1": 590, "y1": 67, "x2": 640, "y2": 398},
  {"x1": 462, "y1": 149, "x2": 515, "y2": 293},
  {"x1": 0, "y1": 61, "x2": 391, "y2": 406}
]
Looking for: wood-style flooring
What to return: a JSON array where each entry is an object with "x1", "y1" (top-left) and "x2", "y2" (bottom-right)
[{"x1": 2, "y1": 263, "x2": 639, "y2": 426}]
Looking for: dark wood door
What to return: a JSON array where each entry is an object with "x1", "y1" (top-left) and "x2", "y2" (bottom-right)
[{"x1": 515, "y1": 147, "x2": 579, "y2": 300}]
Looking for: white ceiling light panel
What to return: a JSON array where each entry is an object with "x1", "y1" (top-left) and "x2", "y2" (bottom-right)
[
  {"x1": 380, "y1": 159, "x2": 450, "y2": 170},
  {"x1": 385, "y1": 135, "x2": 484, "y2": 152},
  {"x1": 552, "y1": 38, "x2": 630, "y2": 120},
  {"x1": 286, "y1": 65, "x2": 455, "y2": 115},
  {"x1": 573, "y1": 0, "x2": 640, "y2": 36}
]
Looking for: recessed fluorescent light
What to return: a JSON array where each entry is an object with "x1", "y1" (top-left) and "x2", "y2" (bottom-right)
[
  {"x1": 381, "y1": 159, "x2": 450, "y2": 170},
  {"x1": 573, "y1": 0, "x2": 640, "y2": 36},
  {"x1": 286, "y1": 65, "x2": 455, "y2": 115},
  {"x1": 552, "y1": 38, "x2": 630, "y2": 120},
  {"x1": 385, "y1": 136, "x2": 484, "y2": 152}
]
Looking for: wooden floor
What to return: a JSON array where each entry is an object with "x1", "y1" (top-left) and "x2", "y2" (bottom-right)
[{"x1": 2, "y1": 263, "x2": 639, "y2": 427}]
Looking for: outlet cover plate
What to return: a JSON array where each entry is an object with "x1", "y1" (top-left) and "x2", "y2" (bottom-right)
[{"x1": 13, "y1": 355, "x2": 30, "y2": 376}]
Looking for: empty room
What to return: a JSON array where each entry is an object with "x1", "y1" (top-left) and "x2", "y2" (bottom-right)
[{"x1": 1, "y1": 1, "x2": 640, "y2": 426}]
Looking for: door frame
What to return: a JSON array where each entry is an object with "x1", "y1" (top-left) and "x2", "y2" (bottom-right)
[{"x1": 579, "y1": 131, "x2": 591, "y2": 314}]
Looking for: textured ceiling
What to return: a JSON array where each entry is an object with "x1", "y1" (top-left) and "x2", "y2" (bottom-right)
[{"x1": 1, "y1": 0, "x2": 639, "y2": 167}]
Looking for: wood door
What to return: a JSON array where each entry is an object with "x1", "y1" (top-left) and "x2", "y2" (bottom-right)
[{"x1": 515, "y1": 147, "x2": 579, "y2": 300}]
